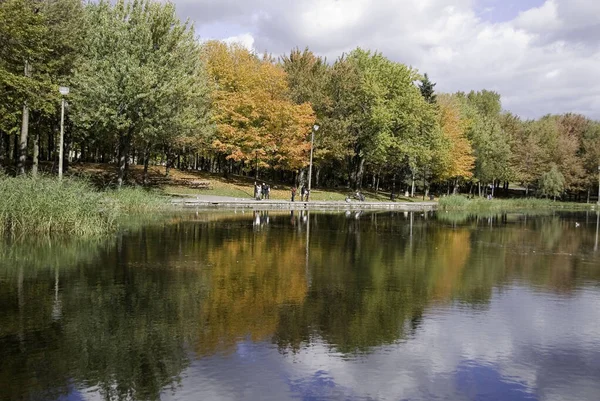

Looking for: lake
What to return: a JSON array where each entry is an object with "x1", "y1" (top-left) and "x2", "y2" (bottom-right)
[{"x1": 1, "y1": 210, "x2": 599, "y2": 401}]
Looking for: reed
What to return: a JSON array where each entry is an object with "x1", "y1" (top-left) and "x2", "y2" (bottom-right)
[
  {"x1": 438, "y1": 195, "x2": 593, "y2": 211},
  {"x1": 0, "y1": 174, "x2": 168, "y2": 236}
]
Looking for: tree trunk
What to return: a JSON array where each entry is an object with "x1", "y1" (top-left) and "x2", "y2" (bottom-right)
[
  {"x1": 0, "y1": 131, "x2": 5, "y2": 166},
  {"x1": 48, "y1": 129, "x2": 54, "y2": 162},
  {"x1": 298, "y1": 169, "x2": 305, "y2": 187},
  {"x1": 587, "y1": 187, "x2": 591, "y2": 204},
  {"x1": 422, "y1": 168, "x2": 427, "y2": 201},
  {"x1": 117, "y1": 130, "x2": 131, "y2": 187},
  {"x1": 13, "y1": 132, "x2": 19, "y2": 165},
  {"x1": 356, "y1": 157, "x2": 365, "y2": 190},
  {"x1": 411, "y1": 171, "x2": 415, "y2": 197},
  {"x1": 143, "y1": 146, "x2": 150, "y2": 185},
  {"x1": 18, "y1": 61, "x2": 31, "y2": 175},
  {"x1": 32, "y1": 130, "x2": 40, "y2": 177}
]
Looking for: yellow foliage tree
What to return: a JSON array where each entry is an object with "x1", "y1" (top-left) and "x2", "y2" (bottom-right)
[
  {"x1": 203, "y1": 41, "x2": 315, "y2": 171},
  {"x1": 435, "y1": 94, "x2": 475, "y2": 186}
]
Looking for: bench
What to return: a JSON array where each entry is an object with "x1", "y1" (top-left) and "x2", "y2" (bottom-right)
[{"x1": 186, "y1": 179, "x2": 211, "y2": 189}]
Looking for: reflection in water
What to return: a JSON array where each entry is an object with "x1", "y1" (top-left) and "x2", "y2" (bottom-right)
[
  {"x1": 595, "y1": 211, "x2": 599, "y2": 251},
  {"x1": 1, "y1": 211, "x2": 600, "y2": 400}
]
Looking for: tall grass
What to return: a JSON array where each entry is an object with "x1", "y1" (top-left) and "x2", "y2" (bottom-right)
[
  {"x1": 438, "y1": 195, "x2": 594, "y2": 211},
  {"x1": 104, "y1": 186, "x2": 169, "y2": 213},
  {"x1": 0, "y1": 174, "x2": 168, "y2": 236}
]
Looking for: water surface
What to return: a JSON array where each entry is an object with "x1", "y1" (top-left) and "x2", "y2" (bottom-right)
[{"x1": 1, "y1": 210, "x2": 600, "y2": 401}]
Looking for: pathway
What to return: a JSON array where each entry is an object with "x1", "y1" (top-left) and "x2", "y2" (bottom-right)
[{"x1": 171, "y1": 195, "x2": 437, "y2": 211}]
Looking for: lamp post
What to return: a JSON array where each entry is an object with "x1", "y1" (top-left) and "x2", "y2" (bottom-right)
[
  {"x1": 597, "y1": 165, "x2": 600, "y2": 206},
  {"x1": 307, "y1": 124, "x2": 319, "y2": 198},
  {"x1": 58, "y1": 86, "x2": 69, "y2": 179}
]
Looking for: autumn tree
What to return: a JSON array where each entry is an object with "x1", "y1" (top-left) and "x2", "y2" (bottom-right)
[
  {"x1": 433, "y1": 94, "x2": 475, "y2": 193},
  {"x1": 205, "y1": 41, "x2": 315, "y2": 177}
]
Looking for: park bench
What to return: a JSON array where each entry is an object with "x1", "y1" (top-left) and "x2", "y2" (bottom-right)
[{"x1": 185, "y1": 179, "x2": 211, "y2": 189}]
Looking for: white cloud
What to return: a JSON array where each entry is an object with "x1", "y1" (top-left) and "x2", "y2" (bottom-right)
[
  {"x1": 223, "y1": 33, "x2": 255, "y2": 51},
  {"x1": 174, "y1": 0, "x2": 600, "y2": 119}
]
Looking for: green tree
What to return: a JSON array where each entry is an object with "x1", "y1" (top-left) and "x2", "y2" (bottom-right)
[
  {"x1": 0, "y1": 0, "x2": 49, "y2": 172},
  {"x1": 540, "y1": 164, "x2": 565, "y2": 201},
  {"x1": 72, "y1": 0, "x2": 211, "y2": 186},
  {"x1": 419, "y1": 73, "x2": 437, "y2": 104}
]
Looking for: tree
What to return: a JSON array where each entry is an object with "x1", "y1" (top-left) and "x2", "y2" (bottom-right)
[
  {"x1": 419, "y1": 73, "x2": 437, "y2": 104},
  {"x1": 324, "y1": 49, "x2": 439, "y2": 190},
  {"x1": 456, "y1": 90, "x2": 512, "y2": 196},
  {"x1": 205, "y1": 41, "x2": 315, "y2": 176},
  {"x1": 72, "y1": 0, "x2": 210, "y2": 186},
  {"x1": 540, "y1": 164, "x2": 565, "y2": 201},
  {"x1": 433, "y1": 94, "x2": 475, "y2": 191},
  {"x1": 0, "y1": 0, "x2": 49, "y2": 172},
  {"x1": 512, "y1": 119, "x2": 547, "y2": 195},
  {"x1": 581, "y1": 121, "x2": 600, "y2": 202}
]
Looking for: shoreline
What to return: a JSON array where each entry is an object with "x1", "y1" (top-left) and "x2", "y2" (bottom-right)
[{"x1": 171, "y1": 197, "x2": 438, "y2": 211}]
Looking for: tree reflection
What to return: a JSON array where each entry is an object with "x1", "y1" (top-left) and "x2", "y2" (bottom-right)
[{"x1": 1, "y1": 211, "x2": 599, "y2": 400}]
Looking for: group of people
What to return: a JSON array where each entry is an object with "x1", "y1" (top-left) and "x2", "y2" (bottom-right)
[
  {"x1": 290, "y1": 185, "x2": 309, "y2": 202},
  {"x1": 254, "y1": 182, "x2": 271, "y2": 200},
  {"x1": 252, "y1": 182, "x2": 311, "y2": 202}
]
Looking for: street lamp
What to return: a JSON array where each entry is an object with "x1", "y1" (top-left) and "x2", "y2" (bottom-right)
[
  {"x1": 597, "y1": 164, "x2": 600, "y2": 206},
  {"x1": 58, "y1": 86, "x2": 69, "y2": 179},
  {"x1": 307, "y1": 124, "x2": 319, "y2": 198}
]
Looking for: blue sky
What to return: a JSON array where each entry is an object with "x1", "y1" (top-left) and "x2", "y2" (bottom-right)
[
  {"x1": 172, "y1": 0, "x2": 600, "y2": 119},
  {"x1": 476, "y1": 0, "x2": 546, "y2": 22}
]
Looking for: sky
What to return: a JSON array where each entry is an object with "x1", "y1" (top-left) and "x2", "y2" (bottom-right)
[{"x1": 170, "y1": 0, "x2": 600, "y2": 120}]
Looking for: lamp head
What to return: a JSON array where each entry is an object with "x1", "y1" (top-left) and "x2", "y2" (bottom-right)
[
  {"x1": 59, "y1": 86, "x2": 70, "y2": 96},
  {"x1": 313, "y1": 124, "x2": 320, "y2": 131}
]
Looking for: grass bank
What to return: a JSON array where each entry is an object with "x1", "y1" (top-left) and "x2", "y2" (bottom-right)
[
  {"x1": 0, "y1": 175, "x2": 168, "y2": 236},
  {"x1": 67, "y1": 162, "x2": 415, "y2": 203},
  {"x1": 438, "y1": 195, "x2": 595, "y2": 212}
]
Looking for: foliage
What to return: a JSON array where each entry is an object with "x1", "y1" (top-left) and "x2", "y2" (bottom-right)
[
  {"x1": 419, "y1": 73, "x2": 437, "y2": 104},
  {"x1": 71, "y1": 0, "x2": 211, "y2": 185},
  {"x1": 1, "y1": 0, "x2": 600, "y2": 202},
  {"x1": 205, "y1": 41, "x2": 315, "y2": 171},
  {"x1": 540, "y1": 164, "x2": 566, "y2": 200},
  {"x1": 434, "y1": 94, "x2": 475, "y2": 181}
]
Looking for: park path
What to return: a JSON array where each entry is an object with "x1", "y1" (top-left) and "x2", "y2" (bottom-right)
[{"x1": 171, "y1": 194, "x2": 437, "y2": 211}]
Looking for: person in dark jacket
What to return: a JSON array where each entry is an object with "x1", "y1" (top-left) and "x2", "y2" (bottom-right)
[{"x1": 291, "y1": 186, "x2": 297, "y2": 202}]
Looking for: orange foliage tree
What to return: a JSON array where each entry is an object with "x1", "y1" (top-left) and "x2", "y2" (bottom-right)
[
  {"x1": 434, "y1": 94, "x2": 475, "y2": 189},
  {"x1": 203, "y1": 41, "x2": 315, "y2": 172}
]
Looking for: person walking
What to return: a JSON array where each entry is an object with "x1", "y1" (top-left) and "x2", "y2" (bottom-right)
[
  {"x1": 300, "y1": 185, "x2": 306, "y2": 202},
  {"x1": 265, "y1": 184, "x2": 270, "y2": 199},
  {"x1": 253, "y1": 181, "x2": 258, "y2": 199},
  {"x1": 261, "y1": 183, "x2": 267, "y2": 199},
  {"x1": 255, "y1": 183, "x2": 262, "y2": 200},
  {"x1": 291, "y1": 186, "x2": 297, "y2": 202}
]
